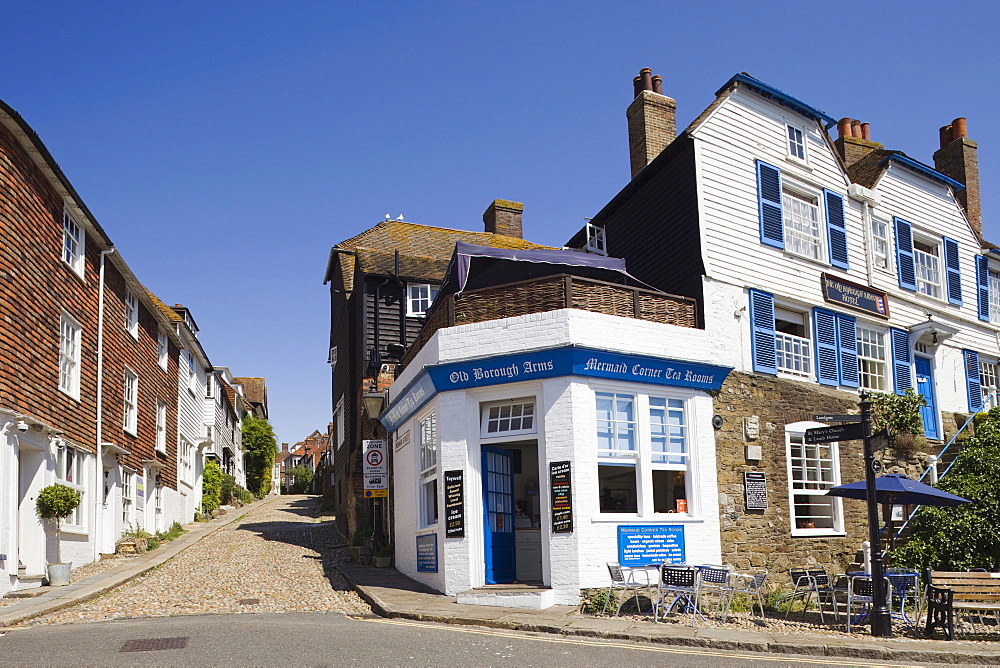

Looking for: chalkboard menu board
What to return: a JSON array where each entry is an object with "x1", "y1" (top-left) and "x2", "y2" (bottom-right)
[
  {"x1": 550, "y1": 460, "x2": 573, "y2": 533},
  {"x1": 444, "y1": 470, "x2": 465, "y2": 538},
  {"x1": 618, "y1": 525, "x2": 686, "y2": 566},
  {"x1": 744, "y1": 471, "x2": 767, "y2": 510}
]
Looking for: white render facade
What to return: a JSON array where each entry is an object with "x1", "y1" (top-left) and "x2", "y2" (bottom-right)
[{"x1": 387, "y1": 309, "x2": 730, "y2": 607}]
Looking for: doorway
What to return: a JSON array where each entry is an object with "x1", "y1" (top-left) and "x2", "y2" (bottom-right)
[
  {"x1": 481, "y1": 441, "x2": 543, "y2": 585},
  {"x1": 915, "y1": 356, "x2": 940, "y2": 440}
]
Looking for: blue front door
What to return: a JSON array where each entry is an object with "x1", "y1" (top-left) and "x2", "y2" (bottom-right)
[
  {"x1": 915, "y1": 356, "x2": 940, "y2": 440},
  {"x1": 482, "y1": 446, "x2": 515, "y2": 584}
]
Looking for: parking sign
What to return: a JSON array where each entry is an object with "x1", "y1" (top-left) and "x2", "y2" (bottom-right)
[{"x1": 363, "y1": 439, "x2": 388, "y2": 498}]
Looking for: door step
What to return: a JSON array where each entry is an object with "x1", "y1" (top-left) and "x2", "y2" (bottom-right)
[{"x1": 456, "y1": 585, "x2": 555, "y2": 610}]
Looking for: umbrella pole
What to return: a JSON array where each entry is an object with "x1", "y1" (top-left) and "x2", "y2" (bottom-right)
[{"x1": 861, "y1": 394, "x2": 893, "y2": 637}]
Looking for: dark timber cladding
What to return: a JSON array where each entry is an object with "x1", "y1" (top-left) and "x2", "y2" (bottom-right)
[
  {"x1": 364, "y1": 279, "x2": 407, "y2": 366},
  {"x1": 588, "y1": 135, "x2": 704, "y2": 324}
]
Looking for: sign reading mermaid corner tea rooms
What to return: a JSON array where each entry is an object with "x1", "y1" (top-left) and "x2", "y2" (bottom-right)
[{"x1": 618, "y1": 525, "x2": 686, "y2": 567}]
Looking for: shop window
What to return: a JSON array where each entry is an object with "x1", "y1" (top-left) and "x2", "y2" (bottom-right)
[
  {"x1": 785, "y1": 422, "x2": 843, "y2": 535},
  {"x1": 481, "y1": 400, "x2": 535, "y2": 438},
  {"x1": 596, "y1": 391, "x2": 690, "y2": 516},
  {"x1": 418, "y1": 412, "x2": 438, "y2": 527}
]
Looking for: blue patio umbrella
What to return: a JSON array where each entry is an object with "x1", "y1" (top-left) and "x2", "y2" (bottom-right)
[{"x1": 826, "y1": 473, "x2": 971, "y2": 507}]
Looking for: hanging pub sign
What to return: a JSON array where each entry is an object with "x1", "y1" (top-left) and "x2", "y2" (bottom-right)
[
  {"x1": 821, "y1": 273, "x2": 889, "y2": 318},
  {"x1": 444, "y1": 470, "x2": 465, "y2": 538},
  {"x1": 550, "y1": 460, "x2": 573, "y2": 533},
  {"x1": 744, "y1": 471, "x2": 768, "y2": 510}
]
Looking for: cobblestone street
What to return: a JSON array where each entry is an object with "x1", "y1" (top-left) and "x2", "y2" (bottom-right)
[{"x1": 28, "y1": 495, "x2": 370, "y2": 624}]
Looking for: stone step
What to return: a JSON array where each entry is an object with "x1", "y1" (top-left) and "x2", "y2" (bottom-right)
[{"x1": 457, "y1": 585, "x2": 555, "y2": 610}]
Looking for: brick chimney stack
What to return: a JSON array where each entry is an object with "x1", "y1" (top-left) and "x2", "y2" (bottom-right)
[
  {"x1": 933, "y1": 118, "x2": 981, "y2": 239},
  {"x1": 834, "y1": 117, "x2": 882, "y2": 167},
  {"x1": 626, "y1": 68, "x2": 677, "y2": 178},
  {"x1": 483, "y1": 199, "x2": 523, "y2": 238}
]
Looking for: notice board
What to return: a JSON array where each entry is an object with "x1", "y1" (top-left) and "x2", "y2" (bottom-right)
[
  {"x1": 416, "y1": 533, "x2": 438, "y2": 573},
  {"x1": 549, "y1": 460, "x2": 573, "y2": 533},
  {"x1": 444, "y1": 470, "x2": 465, "y2": 538},
  {"x1": 744, "y1": 471, "x2": 768, "y2": 510},
  {"x1": 618, "y1": 525, "x2": 686, "y2": 567}
]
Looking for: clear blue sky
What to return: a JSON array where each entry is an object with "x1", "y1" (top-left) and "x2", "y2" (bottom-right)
[{"x1": 5, "y1": 1, "x2": 998, "y2": 446}]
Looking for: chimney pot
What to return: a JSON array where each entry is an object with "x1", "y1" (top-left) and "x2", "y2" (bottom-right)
[
  {"x1": 651, "y1": 75, "x2": 663, "y2": 95},
  {"x1": 851, "y1": 119, "x2": 862, "y2": 138},
  {"x1": 939, "y1": 125, "x2": 953, "y2": 149},
  {"x1": 483, "y1": 199, "x2": 524, "y2": 239},
  {"x1": 633, "y1": 75, "x2": 642, "y2": 98},
  {"x1": 639, "y1": 68, "x2": 653, "y2": 92},
  {"x1": 860, "y1": 122, "x2": 871, "y2": 141},
  {"x1": 837, "y1": 118, "x2": 852, "y2": 139},
  {"x1": 952, "y1": 117, "x2": 968, "y2": 139}
]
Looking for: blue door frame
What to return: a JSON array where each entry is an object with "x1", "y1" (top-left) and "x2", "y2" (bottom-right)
[
  {"x1": 914, "y1": 356, "x2": 940, "y2": 440},
  {"x1": 482, "y1": 446, "x2": 515, "y2": 584}
]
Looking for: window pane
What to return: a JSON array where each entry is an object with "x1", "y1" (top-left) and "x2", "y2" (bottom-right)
[
  {"x1": 652, "y1": 470, "x2": 687, "y2": 513},
  {"x1": 650, "y1": 397, "x2": 687, "y2": 464},
  {"x1": 596, "y1": 392, "x2": 636, "y2": 456},
  {"x1": 783, "y1": 190, "x2": 822, "y2": 260},
  {"x1": 598, "y1": 463, "x2": 637, "y2": 513}
]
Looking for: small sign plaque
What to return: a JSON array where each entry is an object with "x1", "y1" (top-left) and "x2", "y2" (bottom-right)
[
  {"x1": 416, "y1": 533, "x2": 438, "y2": 573},
  {"x1": 813, "y1": 414, "x2": 862, "y2": 423},
  {"x1": 744, "y1": 471, "x2": 768, "y2": 510},
  {"x1": 821, "y1": 273, "x2": 889, "y2": 318},
  {"x1": 550, "y1": 461, "x2": 573, "y2": 533},
  {"x1": 618, "y1": 525, "x2": 686, "y2": 567},
  {"x1": 805, "y1": 422, "x2": 865, "y2": 444},
  {"x1": 444, "y1": 470, "x2": 465, "y2": 538},
  {"x1": 363, "y1": 439, "x2": 388, "y2": 498}
]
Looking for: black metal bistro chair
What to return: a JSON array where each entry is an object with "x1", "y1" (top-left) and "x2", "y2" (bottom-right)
[{"x1": 654, "y1": 565, "x2": 703, "y2": 626}]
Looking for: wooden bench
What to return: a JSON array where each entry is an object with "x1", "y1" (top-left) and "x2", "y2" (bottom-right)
[{"x1": 925, "y1": 570, "x2": 1000, "y2": 640}]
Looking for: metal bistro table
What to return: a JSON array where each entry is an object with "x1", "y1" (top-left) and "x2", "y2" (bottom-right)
[{"x1": 839, "y1": 570, "x2": 921, "y2": 629}]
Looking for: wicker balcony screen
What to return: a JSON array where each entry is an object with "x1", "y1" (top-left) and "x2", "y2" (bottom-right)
[{"x1": 398, "y1": 275, "x2": 697, "y2": 369}]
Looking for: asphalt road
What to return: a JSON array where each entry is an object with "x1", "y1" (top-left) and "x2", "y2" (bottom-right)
[{"x1": 0, "y1": 612, "x2": 941, "y2": 667}]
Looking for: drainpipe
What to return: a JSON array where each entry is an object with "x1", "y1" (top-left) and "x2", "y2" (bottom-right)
[{"x1": 94, "y1": 248, "x2": 115, "y2": 560}]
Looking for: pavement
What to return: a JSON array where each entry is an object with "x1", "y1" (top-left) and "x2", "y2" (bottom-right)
[{"x1": 3, "y1": 497, "x2": 1000, "y2": 665}]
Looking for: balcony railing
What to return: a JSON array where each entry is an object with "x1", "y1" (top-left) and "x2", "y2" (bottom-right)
[{"x1": 399, "y1": 274, "x2": 698, "y2": 368}]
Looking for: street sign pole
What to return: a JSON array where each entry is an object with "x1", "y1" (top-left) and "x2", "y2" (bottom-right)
[{"x1": 860, "y1": 393, "x2": 892, "y2": 637}]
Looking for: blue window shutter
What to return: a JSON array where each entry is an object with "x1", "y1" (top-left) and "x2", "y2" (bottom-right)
[
  {"x1": 824, "y1": 189, "x2": 849, "y2": 270},
  {"x1": 890, "y1": 328, "x2": 912, "y2": 395},
  {"x1": 964, "y1": 349, "x2": 982, "y2": 413},
  {"x1": 894, "y1": 217, "x2": 916, "y2": 291},
  {"x1": 813, "y1": 308, "x2": 839, "y2": 386},
  {"x1": 943, "y1": 237, "x2": 962, "y2": 305},
  {"x1": 748, "y1": 290, "x2": 777, "y2": 375},
  {"x1": 836, "y1": 314, "x2": 859, "y2": 388},
  {"x1": 756, "y1": 161, "x2": 784, "y2": 249},
  {"x1": 977, "y1": 255, "x2": 990, "y2": 322}
]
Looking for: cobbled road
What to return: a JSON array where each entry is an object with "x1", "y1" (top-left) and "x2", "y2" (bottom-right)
[{"x1": 30, "y1": 495, "x2": 371, "y2": 625}]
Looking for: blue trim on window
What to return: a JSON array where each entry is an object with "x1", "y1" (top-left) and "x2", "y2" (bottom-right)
[
  {"x1": 756, "y1": 161, "x2": 784, "y2": 249},
  {"x1": 749, "y1": 290, "x2": 777, "y2": 375},
  {"x1": 890, "y1": 328, "x2": 912, "y2": 395},
  {"x1": 894, "y1": 217, "x2": 917, "y2": 291},
  {"x1": 813, "y1": 309, "x2": 839, "y2": 386},
  {"x1": 836, "y1": 314, "x2": 859, "y2": 388},
  {"x1": 964, "y1": 349, "x2": 982, "y2": 413},
  {"x1": 943, "y1": 237, "x2": 962, "y2": 305},
  {"x1": 878, "y1": 154, "x2": 965, "y2": 191},
  {"x1": 824, "y1": 189, "x2": 849, "y2": 270},
  {"x1": 977, "y1": 255, "x2": 991, "y2": 322}
]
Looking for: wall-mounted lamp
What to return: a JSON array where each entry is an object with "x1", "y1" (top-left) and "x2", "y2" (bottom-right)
[
  {"x1": 362, "y1": 377, "x2": 386, "y2": 421},
  {"x1": 16, "y1": 420, "x2": 28, "y2": 433}
]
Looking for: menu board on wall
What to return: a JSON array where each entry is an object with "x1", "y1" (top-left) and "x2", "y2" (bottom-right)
[
  {"x1": 550, "y1": 460, "x2": 573, "y2": 533},
  {"x1": 444, "y1": 470, "x2": 465, "y2": 538},
  {"x1": 618, "y1": 525, "x2": 686, "y2": 567},
  {"x1": 744, "y1": 471, "x2": 768, "y2": 510}
]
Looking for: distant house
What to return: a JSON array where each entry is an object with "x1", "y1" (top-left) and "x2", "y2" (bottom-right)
[{"x1": 323, "y1": 203, "x2": 550, "y2": 539}]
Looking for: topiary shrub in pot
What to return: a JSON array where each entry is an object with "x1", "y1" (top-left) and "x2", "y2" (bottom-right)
[{"x1": 36, "y1": 483, "x2": 82, "y2": 586}]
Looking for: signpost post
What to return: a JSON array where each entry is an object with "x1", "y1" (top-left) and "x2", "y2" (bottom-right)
[{"x1": 807, "y1": 402, "x2": 891, "y2": 637}]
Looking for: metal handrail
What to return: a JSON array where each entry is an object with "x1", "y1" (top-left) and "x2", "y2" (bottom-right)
[{"x1": 883, "y1": 391, "x2": 997, "y2": 541}]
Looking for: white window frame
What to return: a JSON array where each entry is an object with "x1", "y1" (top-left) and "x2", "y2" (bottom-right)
[
  {"x1": 179, "y1": 436, "x2": 194, "y2": 487},
  {"x1": 989, "y1": 271, "x2": 1000, "y2": 325},
  {"x1": 335, "y1": 396, "x2": 345, "y2": 448},
  {"x1": 121, "y1": 470, "x2": 134, "y2": 525},
  {"x1": 55, "y1": 443, "x2": 87, "y2": 531},
  {"x1": 981, "y1": 359, "x2": 999, "y2": 409},
  {"x1": 182, "y1": 349, "x2": 198, "y2": 394},
  {"x1": 913, "y1": 237, "x2": 942, "y2": 300},
  {"x1": 480, "y1": 399, "x2": 536, "y2": 439},
  {"x1": 123, "y1": 368, "x2": 138, "y2": 435},
  {"x1": 856, "y1": 324, "x2": 888, "y2": 392},
  {"x1": 59, "y1": 313, "x2": 82, "y2": 400},
  {"x1": 586, "y1": 222, "x2": 607, "y2": 255},
  {"x1": 870, "y1": 214, "x2": 893, "y2": 274},
  {"x1": 124, "y1": 291, "x2": 139, "y2": 339},
  {"x1": 774, "y1": 307, "x2": 811, "y2": 378},
  {"x1": 157, "y1": 330, "x2": 169, "y2": 371},
  {"x1": 328, "y1": 346, "x2": 338, "y2": 367},
  {"x1": 406, "y1": 283, "x2": 439, "y2": 318},
  {"x1": 785, "y1": 421, "x2": 844, "y2": 536},
  {"x1": 595, "y1": 388, "x2": 693, "y2": 517},
  {"x1": 782, "y1": 184, "x2": 824, "y2": 262},
  {"x1": 62, "y1": 209, "x2": 85, "y2": 278},
  {"x1": 785, "y1": 123, "x2": 807, "y2": 163},
  {"x1": 155, "y1": 399, "x2": 167, "y2": 453},
  {"x1": 417, "y1": 411, "x2": 438, "y2": 528}
]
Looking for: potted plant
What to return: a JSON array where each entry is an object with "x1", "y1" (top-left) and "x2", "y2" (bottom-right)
[
  {"x1": 36, "y1": 483, "x2": 82, "y2": 586},
  {"x1": 373, "y1": 541, "x2": 394, "y2": 568},
  {"x1": 350, "y1": 526, "x2": 374, "y2": 565}
]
